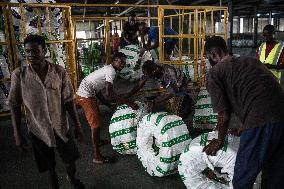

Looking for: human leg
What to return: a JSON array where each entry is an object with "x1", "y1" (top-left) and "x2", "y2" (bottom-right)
[
  {"x1": 55, "y1": 131, "x2": 84, "y2": 189},
  {"x1": 233, "y1": 123, "x2": 283, "y2": 189},
  {"x1": 30, "y1": 134, "x2": 59, "y2": 189}
]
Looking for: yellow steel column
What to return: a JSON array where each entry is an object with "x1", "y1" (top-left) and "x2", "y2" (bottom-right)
[
  {"x1": 104, "y1": 17, "x2": 111, "y2": 64},
  {"x1": 178, "y1": 9, "x2": 182, "y2": 63},
  {"x1": 194, "y1": 9, "x2": 198, "y2": 82},
  {"x1": 211, "y1": 9, "x2": 214, "y2": 35},
  {"x1": 7, "y1": 5, "x2": 18, "y2": 68},
  {"x1": 201, "y1": 10, "x2": 206, "y2": 86},
  {"x1": 188, "y1": 13, "x2": 191, "y2": 60},
  {"x1": 3, "y1": 5, "x2": 14, "y2": 71},
  {"x1": 20, "y1": 5, "x2": 27, "y2": 39},
  {"x1": 224, "y1": 10, "x2": 228, "y2": 41},
  {"x1": 158, "y1": 7, "x2": 164, "y2": 63},
  {"x1": 36, "y1": 8, "x2": 42, "y2": 34},
  {"x1": 65, "y1": 7, "x2": 77, "y2": 89},
  {"x1": 45, "y1": 7, "x2": 54, "y2": 64}
]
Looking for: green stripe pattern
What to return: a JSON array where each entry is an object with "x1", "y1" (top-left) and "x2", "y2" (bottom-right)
[
  {"x1": 193, "y1": 115, "x2": 218, "y2": 124},
  {"x1": 147, "y1": 113, "x2": 153, "y2": 121},
  {"x1": 162, "y1": 134, "x2": 191, "y2": 147},
  {"x1": 200, "y1": 133, "x2": 209, "y2": 146},
  {"x1": 197, "y1": 95, "x2": 209, "y2": 100},
  {"x1": 110, "y1": 126, "x2": 137, "y2": 138},
  {"x1": 110, "y1": 113, "x2": 136, "y2": 124},
  {"x1": 156, "y1": 112, "x2": 172, "y2": 125},
  {"x1": 156, "y1": 166, "x2": 177, "y2": 176},
  {"x1": 180, "y1": 174, "x2": 186, "y2": 181},
  {"x1": 116, "y1": 104, "x2": 128, "y2": 110},
  {"x1": 160, "y1": 154, "x2": 181, "y2": 164},
  {"x1": 161, "y1": 120, "x2": 185, "y2": 134},
  {"x1": 123, "y1": 46, "x2": 140, "y2": 54},
  {"x1": 113, "y1": 140, "x2": 137, "y2": 153},
  {"x1": 195, "y1": 104, "x2": 213, "y2": 109},
  {"x1": 199, "y1": 133, "x2": 229, "y2": 152}
]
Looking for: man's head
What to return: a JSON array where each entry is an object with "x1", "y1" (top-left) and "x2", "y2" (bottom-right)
[
  {"x1": 24, "y1": 34, "x2": 47, "y2": 65},
  {"x1": 112, "y1": 52, "x2": 127, "y2": 71},
  {"x1": 204, "y1": 36, "x2": 228, "y2": 66},
  {"x1": 263, "y1": 24, "x2": 276, "y2": 43},
  {"x1": 142, "y1": 60, "x2": 161, "y2": 79},
  {"x1": 138, "y1": 22, "x2": 148, "y2": 36},
  {"x1": 128, "y1": 12, "x2": 136, "y2": 26}
]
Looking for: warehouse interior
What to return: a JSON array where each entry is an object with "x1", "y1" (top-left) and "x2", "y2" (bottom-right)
[{"x1": 0, "y1": 0, "x2": 284, "y2": 189}]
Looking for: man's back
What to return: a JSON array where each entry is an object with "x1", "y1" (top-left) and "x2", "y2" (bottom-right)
[{"x1": 208, "y1": 56, "x2": 284, "y2": 129}]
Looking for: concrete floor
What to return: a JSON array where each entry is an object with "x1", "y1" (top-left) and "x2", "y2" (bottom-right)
[
  {"x1": 0, "y1": 77, "x2": 261, "y2": 189},
  {"x1": 0, "y1": 106, "x2": 189, "y2": 189}
]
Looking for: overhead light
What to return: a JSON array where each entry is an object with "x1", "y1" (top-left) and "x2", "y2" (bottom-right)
[
  {"x1": 115, "y1": 0, "x2": 119, "y2": 4},
  {"x1": 257, "y1": 14, "x2": 260, "y2": 17}
]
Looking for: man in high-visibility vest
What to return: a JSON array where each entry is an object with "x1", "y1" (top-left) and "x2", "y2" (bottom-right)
[{"x1": 256, "y1": 24, "x2": 284, "y2": 86}]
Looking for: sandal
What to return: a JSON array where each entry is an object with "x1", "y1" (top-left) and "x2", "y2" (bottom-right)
[{"x1": 92, "y1": 156, "x2": 116, "y2": 164}]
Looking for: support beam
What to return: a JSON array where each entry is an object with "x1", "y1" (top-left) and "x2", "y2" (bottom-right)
[
  {"x1": 237, "y1": 16, "x2": 240, "y2": 33},
  {"x1": 253, "y1": 7, "x2": 258, "y2": 48},
  {"x1": 228, "y1": 0, "x2": 233, "y2": 54}
]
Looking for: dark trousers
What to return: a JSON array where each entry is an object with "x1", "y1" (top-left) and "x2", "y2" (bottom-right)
[
  {"x1": 31, "y1": 131, "x2": 80, "y2": 173},
  {"x1": 233, "y1": 122, "x2": 284, "y2": 189}
]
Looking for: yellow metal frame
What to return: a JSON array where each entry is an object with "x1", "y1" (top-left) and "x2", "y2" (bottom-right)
[
  {"x1": 158, "y1": 5, "x2": 228, "y2": 86},
  {"x1": 0, "y1": 2, "x2": 229, "y2": 117}
]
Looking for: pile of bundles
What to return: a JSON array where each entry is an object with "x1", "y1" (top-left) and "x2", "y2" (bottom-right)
[
  {"x1": 0, "y1": 0, "x2": 65, "y2": 112},
  {"x1": 119, "y1": 44, "x2": 152, "y2": 82},
  {"x1": 10, "y1": 0, "x2": 66, "y2": 66},
  {"x1": 109, "y1": 102, "x2": 240, "y2": 188},
  {"x1": 0, "y1": 17, "x2": 10, "y2": 112},
  {"x1": 193, "y1": 87, "x2": 218, "y2": 130},
  {"x1": 178, "y1": 131, "x2": 239, "y2": 189},
  {"x1": 110, "y1": 103, "x2": 191, "y2": 177}
]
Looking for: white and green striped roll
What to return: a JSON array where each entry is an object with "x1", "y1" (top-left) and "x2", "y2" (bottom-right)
[
  {"x1": 109, "y1": 102, "x2": 148, "y2": 155},
  {"x1": 193, "y1": 87, "x2": 218, "y2": 130},
  {"x1": 178, "y1": 131, "x2": 239, "y2": 189},
  {"x1": 136, "y1": 112, "x2": 191, "y2": 177},
  {"x1": 119, "y1": 45, "x2": 152, "y2": 82}
]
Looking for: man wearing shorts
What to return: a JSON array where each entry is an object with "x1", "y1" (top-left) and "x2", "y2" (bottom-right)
[{"x1": 76, "y1": 52, "x2": 138, "y2": 164}]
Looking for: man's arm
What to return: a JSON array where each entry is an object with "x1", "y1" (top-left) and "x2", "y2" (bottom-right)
[
  {"x1": 265, "y1": 64, "x2": 284, "y2": 70},
  {"x1": 203, "y1": 110, "x2": 230, "y2": 156},
  {"x1": 106, "y1": 82, "x2": 138, "y2": 110},
  {"x1": 62, "y1": 70, "x2": 83, "y2": 141},
  {"x1": 10, "y1": 106, "x2": 24, "y2": 147},
  {"x1": 65, "y1": 101, "x2": 83, "y2": 142},
  {"x1": 126, "y1": 78, "x2": 147, "y2": 98},
  {"x1": 203, "y1": 69, "x2": 231, "y2": 156},
  {"x1": 9, "y1": 70, "x2": 29, "y2": 151}
]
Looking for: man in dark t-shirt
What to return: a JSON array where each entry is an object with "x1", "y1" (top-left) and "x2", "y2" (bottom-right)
[{"x1": 203, "y1": 36, "x2": 284, "y2": 189}]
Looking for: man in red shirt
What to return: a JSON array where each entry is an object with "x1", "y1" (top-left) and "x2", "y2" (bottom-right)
[{"x1": 256, "y1": 24, "x2": 284, "y2": 86}]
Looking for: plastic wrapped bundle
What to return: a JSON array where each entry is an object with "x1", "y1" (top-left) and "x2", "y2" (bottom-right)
[
  {"x1": 10, "y1": 0, "x2": 65, "y2": 67},
  {"x1": 178, "y1": 131, "x2": 240, "y2": 189},
  {"x1": 171, "y1": 56, "x2": 211, "y2": 82},
  {"x1": 137, "y1": 112, "x2": 191, "y2": 177},
  {"x1": 0, "y1": 46, "x2": 11, "y2": 112},
  {"x1": 109, "y1": 102, "x2": 148, "y2": 155},
  {"x1": 193, "y1": 87, "x2": 218, "y2": 129},
  {"x1": 119, "y1": 44, "x2": 152, "y2": 82}
]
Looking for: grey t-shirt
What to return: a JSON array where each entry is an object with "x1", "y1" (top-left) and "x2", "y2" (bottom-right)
[{"x1": 207, "y1": 55, "x2": 284, "y2": 129}]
